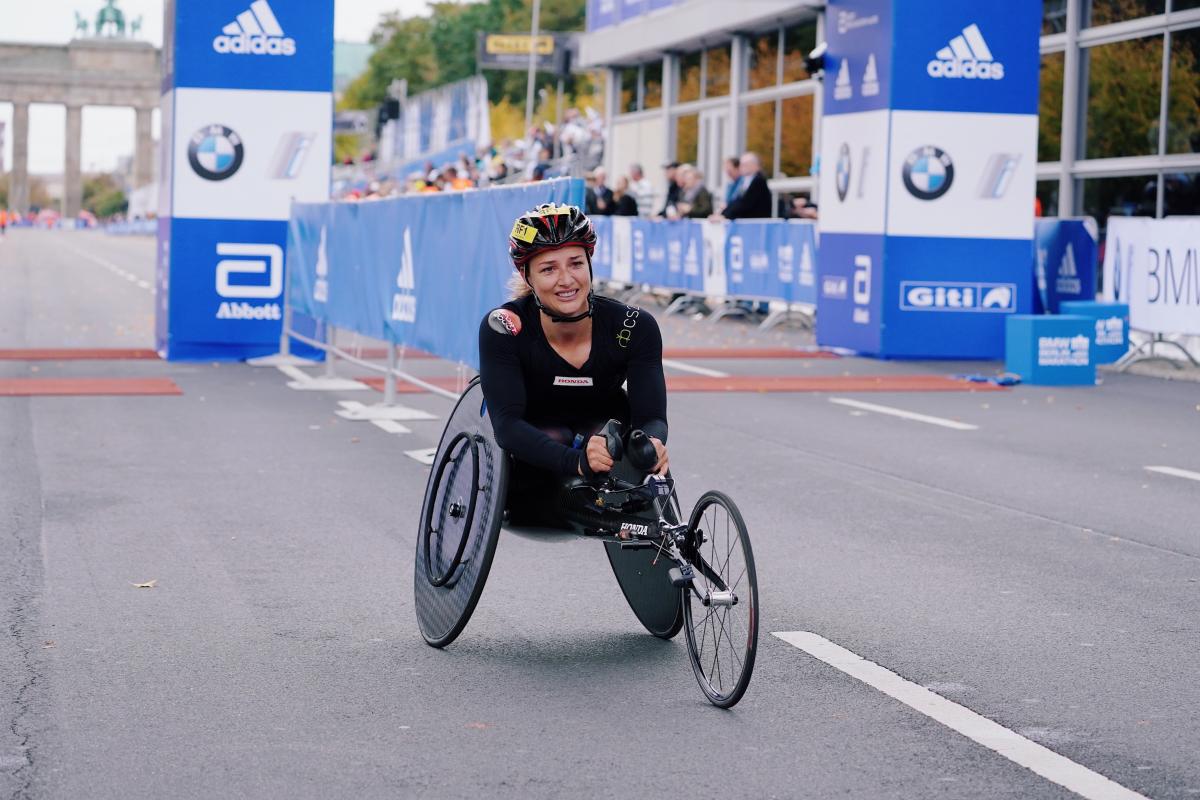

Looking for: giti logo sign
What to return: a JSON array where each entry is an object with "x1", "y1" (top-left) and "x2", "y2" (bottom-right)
[
  {"x1": 213, "y1": 0, "x2": 296, "y2": 56},
  {"x1": 391, "y1": 228, "x2": 417, "y2": 323},
  {"x1": 927, "y1": 24, "x2": 1004, "y2": 80},
  {"x1": 900, "y1": 281, "x2": 1016, "y2": 312}
]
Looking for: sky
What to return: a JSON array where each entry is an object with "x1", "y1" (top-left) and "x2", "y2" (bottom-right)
[{"x1": 0, "y1": 0, "x2": 442, "y2": 174}]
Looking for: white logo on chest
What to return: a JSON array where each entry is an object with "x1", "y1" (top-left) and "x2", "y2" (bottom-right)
[{"x1": 553, "y1": 376, "x2": 594, "y2": 387}]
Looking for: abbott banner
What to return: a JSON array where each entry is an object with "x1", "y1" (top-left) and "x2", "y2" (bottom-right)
[
  {"x1": 156, "y1": 0, "x2": 334, "y2": 360},
  {"x1": 1102, "y1": 217, "x2": 1200, "y2": 336}
]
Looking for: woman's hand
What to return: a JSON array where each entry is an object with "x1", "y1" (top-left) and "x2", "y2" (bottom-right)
[
  {"x1": 649, "y1": 437, "x2": 668, "y2": 475},
  {"x1": 584, "y1": 434, "x2": 614, "y2": 475}
]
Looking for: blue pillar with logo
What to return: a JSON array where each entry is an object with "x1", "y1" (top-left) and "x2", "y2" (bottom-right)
[
  {"x1": 816, "y1": 0, "x2": 1041, "y2": 358},
  {"x1": 156, "y1": 0, "x2": 333, "y2": 360}
]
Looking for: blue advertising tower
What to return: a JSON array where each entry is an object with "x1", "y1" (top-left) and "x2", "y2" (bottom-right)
[
  {"x1": 156, "y1": 0, "x2": 333, "y2": 360},
  {"x1": 816, "y1": 0, "x2": 1041, "y2": 358}
]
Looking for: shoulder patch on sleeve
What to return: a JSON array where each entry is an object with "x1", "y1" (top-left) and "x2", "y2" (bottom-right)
[{"x1": 488, "y1": 308, "x2": 522, "y2": 336}]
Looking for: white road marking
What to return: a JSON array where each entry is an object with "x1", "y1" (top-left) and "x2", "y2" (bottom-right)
[
  {"x1": 1144, "y1": 465, "x2": 1200, "y2": 483},
  {"x1": 662, "y1": 358, "x2": 729, "y2": 378},
  {"x1": 405, "y1": 448, "x2": 438, "y2": 465},
  {"x1": 829, "y1": 397, "x2": 978, "y2": 431},
  {"x1": 335, "y1": 399, "x2": 435, "y2": 421},
  {"x1": 58, "y1": 242, "x2": 155, "y2": 294},
  {"x1": 371, "y1": 419, "x2": 411, "y2": 434},
  {"x1": 773, "y1": 632, "x2": 1148, "y2": 800}
]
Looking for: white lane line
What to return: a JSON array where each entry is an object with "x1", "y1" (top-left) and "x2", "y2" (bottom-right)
[
  {"x1": 405, "y1": 448, "x2": 438, "y2": 465},
  {"x1": 662, "y1": 358, "x2": 729, "y2": 378},
  {"x1": 58, "y1": 242, "x2": 155, "y2": 294},
  {"x1": 829, "y1": 397, "x2": 978, "y2": 431},
  {"x1": 277, "y1": 364, "x2": 312, "y2": 383},
  {"x1": 1145, "y1": 465, "x2": 1200, "y2": 483},
  {"x1": 773, "y1": 632, "x2": 1148, "y2": 800},
  {"x1": 371, "y1": 419, "x2": 411, "y2": 435}
]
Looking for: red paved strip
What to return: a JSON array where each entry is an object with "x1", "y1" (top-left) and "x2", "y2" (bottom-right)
[
  {"x1": 338, "y1": 347, "x2": 436, "y2": 360},
  {"x1": 362, "y1": 375, "x2": 1004, "y2": 394},
  {"x1": 0, "y1": 378, "x2": 182, "y2": 397},
  {"x1": 0, "y1": 348, "x2": 161, "y2": 361},
  {"x1": 663, "y1": 348, "x2": 840, "y2": 359}
]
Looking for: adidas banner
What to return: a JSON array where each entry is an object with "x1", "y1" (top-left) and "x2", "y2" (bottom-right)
[
  {"x1": 286, "y1": 179, "x2": 585, "y2": 369},
  {"x1": 818, "y1": 0, "x2": 1040, "y2": 358},
  {"x1": 157, "y1": 0, "x2": 334, "y2": 360},
  {"x1": 1033, "y1": 218, "x2": 1098, "y2": 314},
  {"x1": 1102, "y1": 217, "x2": 1200, "y2": 336}
]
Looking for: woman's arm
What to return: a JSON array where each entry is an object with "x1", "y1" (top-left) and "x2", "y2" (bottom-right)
[
  {"x1": 623, "y1": 309, "x2": 668, "y2": 444},
  {"x1": 478, "y1": 315, "x2": 584, "y2": 476}
]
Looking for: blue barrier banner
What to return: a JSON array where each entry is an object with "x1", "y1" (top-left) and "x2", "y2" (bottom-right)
[
  {"x1": 663, "y1": 220, "x2": 704, "y2": 294},
  {"x1": 1034, "y1": 218, "x2": 1098, "y2": 314},
  {"x1": 591, "y1": 216, "x2": 614, "y2": 280},
  {"x1": 770, "y1": 221, "x2": 819, "y2": 306},
  {"x1": 725, "y1": 222, "x2": 774, "y2": 300},
  {"x1": 287, "y1": 178, "x2": 583, "y2": 369}
]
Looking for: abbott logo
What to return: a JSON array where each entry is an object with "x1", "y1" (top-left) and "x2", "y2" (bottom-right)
[
  {"x1": 901, "y1": 281, "x2": 1016, "y2": 312},
  {"x1": 216, "y1": 243, "x2": 282, "y2": 299},
  {"x1": 391, "y1": 228, "x2": 417, "y2": 323},
  {"x1": 213, "y1": 0, "x2": 296, "y2": 56},
  {"x1": 927, "y1": 23, "x2": 1005, "y2": 80}
]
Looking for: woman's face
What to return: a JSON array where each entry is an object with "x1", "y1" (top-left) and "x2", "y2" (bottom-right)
[{"x1": 527, "y1": 245, "x2": 590, "y2": 319}]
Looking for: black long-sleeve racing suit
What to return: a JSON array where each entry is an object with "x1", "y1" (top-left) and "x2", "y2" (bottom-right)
[{"x1": 478, "y1": 295, "x2": 668, "y2": 503}]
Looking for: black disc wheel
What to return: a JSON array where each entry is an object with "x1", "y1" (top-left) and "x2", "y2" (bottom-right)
[
  {"x1": 414, "y1": 378, "x2": 508, "y2": 648},
  {"x1": 682, "y1": 491, "x2": 758, "y2": 708}
]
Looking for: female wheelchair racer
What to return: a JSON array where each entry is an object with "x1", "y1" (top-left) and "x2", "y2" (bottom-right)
[{"x1": 413, "y1": 204, "x2": 758, "y2": 707}]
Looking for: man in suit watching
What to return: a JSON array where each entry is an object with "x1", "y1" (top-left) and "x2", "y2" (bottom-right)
[{"x1": 715, "y1": 151, "x2": 772, "y2": 220}]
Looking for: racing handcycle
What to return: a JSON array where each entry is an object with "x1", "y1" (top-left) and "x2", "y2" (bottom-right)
[{"x1": 414, "y1": 378, "x2": 758, "y2": 708}]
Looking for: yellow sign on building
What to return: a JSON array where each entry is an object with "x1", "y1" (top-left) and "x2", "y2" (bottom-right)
[{"x1": 484, "y1": 34, "x2": 556, "y2": 56}]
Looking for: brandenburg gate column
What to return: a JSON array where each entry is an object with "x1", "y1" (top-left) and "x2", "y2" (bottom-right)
[
  {"x1": 11, "y1": 101, "x2": 29, "y2": 213},
  {"x1": 64, "y1": 104, "x2": 83, "y2": 217},
  {"x1": 133, "y1": 106, "x2": 154, "y2": 188}
]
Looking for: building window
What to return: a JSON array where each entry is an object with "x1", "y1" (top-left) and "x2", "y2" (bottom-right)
[
  {"x1": 675, "y1": 113, "x2": 699, "y2": 164},
  {"x1": 1173, "y1": 0, "x2": 1200, "y2": 10},
  {"x1": 745, "y1": 101, "x2": 777, "y2": 175},
  {"x1": 1039, "y1": 52, "x2": 1065, "y2": 162},
  {"x1": 779, "y1": 95, "x2": 815, "y2": 178},
  {"x1": 1044, "y1": 0, "x2": 1069, "y2": 33},
  {"x1": 782, "y1": 21, "x2": 818, "y2": 83},
  {"x1": 748, "y1": 31, "x2": 780, "y2": 90},
  {"x1": 644, "y1": 60, "x2": 663, "y2": 110},
  {"x1": 1085, "y1": 0, "x2": 1166, "y2": 26},
  {"x1": 705, "y1": 44, "x2": 731, "y2": 98},
  {"x1": 1036, "y1": 180, "x2": 1060, "y2": 217},
  {"x1": 678, "y1": 51, "x2": 702, "y2": 103},
  {"x1": 1163, "y1": 172, "x2": 1200, "y2": 216},
  {"x1": 620, "y1": 67, "x2": 639, "y2": 114},
  {"x1": 1167, "y1": 27, "x2": 1200, "y2": 154},
  {"x1": 1081, "y1": 35, "x2": 1164, "y2": 160},
  {"x1": 1081, "y1": 174, "x2": 1158, "y2": 232}
]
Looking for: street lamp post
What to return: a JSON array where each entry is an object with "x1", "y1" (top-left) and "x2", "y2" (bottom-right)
[{"x1": 524, "y1": 0, "x2": 542, "y2": 137}]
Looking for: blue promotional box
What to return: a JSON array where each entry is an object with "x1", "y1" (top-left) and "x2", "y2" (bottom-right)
[
  {"x1": 1059, "y1": 301, "x2": 1129, "y2": 365},
  {"x1": 1005, "y1": 314, "x2": 1096, "y2": 386}
]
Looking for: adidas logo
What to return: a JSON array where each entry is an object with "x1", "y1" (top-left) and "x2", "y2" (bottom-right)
[
  {"x1": 927, "y1": 23, "x2": 1004, "y2": 80},
  {"x1": 212, "y1": 0, "x2": 296, "y2": 56},
  {"x1": 861, "y1": 54, "x2": 879, "y2": 97},
  {"x1": 391, "y1": 228, "x2": 417, "y2": 323},
  {"x1": 834, "y1": 59, "x2": 852, "y2": 100}
]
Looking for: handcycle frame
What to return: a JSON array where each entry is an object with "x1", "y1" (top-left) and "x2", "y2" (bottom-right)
[{"x1": 414, "y1": 377, "x2": 756, "y2": 707}]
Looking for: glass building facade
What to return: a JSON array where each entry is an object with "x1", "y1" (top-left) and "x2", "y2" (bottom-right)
[{"x1": 593, "y1": 0, "x2": 1200, "y2": 229}]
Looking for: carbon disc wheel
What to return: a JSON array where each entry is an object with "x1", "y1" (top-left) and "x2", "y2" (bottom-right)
[
  {"x1": 682, "y1": 490, "x2": 758, "y2": 708},
  {"x1": 414, "y1": 379, "x2": 508, "y2": 648}
]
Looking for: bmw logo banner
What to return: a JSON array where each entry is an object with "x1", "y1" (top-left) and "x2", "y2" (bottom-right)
[
  {"x1": 156, "y1": 0, "x2": 334, "y2": 360},
  {"x1": 817, "y1": 0, "x2": 1040, "y2": 358}
]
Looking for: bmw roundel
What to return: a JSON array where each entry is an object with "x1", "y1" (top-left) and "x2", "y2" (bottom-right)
[
  {"x1": 902, "y1": 146, "x2": 954, "y2": 201},
  {"x1": 187, "y1": 124, "x2": 244, "y2": 181},
  {"x1": 835, "y1": 143, "x2": 851, "y2": 202}
]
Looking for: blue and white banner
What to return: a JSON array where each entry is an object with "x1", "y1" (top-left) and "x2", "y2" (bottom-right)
[
  {"x1": 1102, "y1": 217, "x2": 1200, "y2": 336},
  {"x1": 157, "y1": 0, "x2": 334, "y2": 360},
  {"x1": 593, "y1": 219, "x2": 817, "y2": 304},
  {"x1": 817, "y1": 0, "x2": 1041, "y2": 358},
  {"x1": 1034, "y1": 217, "x2": 1098, "y2": 314},
  {"x1": 287, "y1": 178, "x2": 584, "y2": 369}
]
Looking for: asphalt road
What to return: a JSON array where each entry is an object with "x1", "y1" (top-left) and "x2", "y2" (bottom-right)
[{"x1": 2, "y1": 228, "x2": 1199, "y2": 799}]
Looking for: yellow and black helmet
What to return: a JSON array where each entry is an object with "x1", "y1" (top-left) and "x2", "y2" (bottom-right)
[{"x1": 508, "y1": 203, "x2": 597, "y2": 271}]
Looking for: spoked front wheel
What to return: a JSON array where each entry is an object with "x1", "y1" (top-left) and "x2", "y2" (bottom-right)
[{"x1": 682, "y1": 491, "x2": 758, "y2": 708}]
